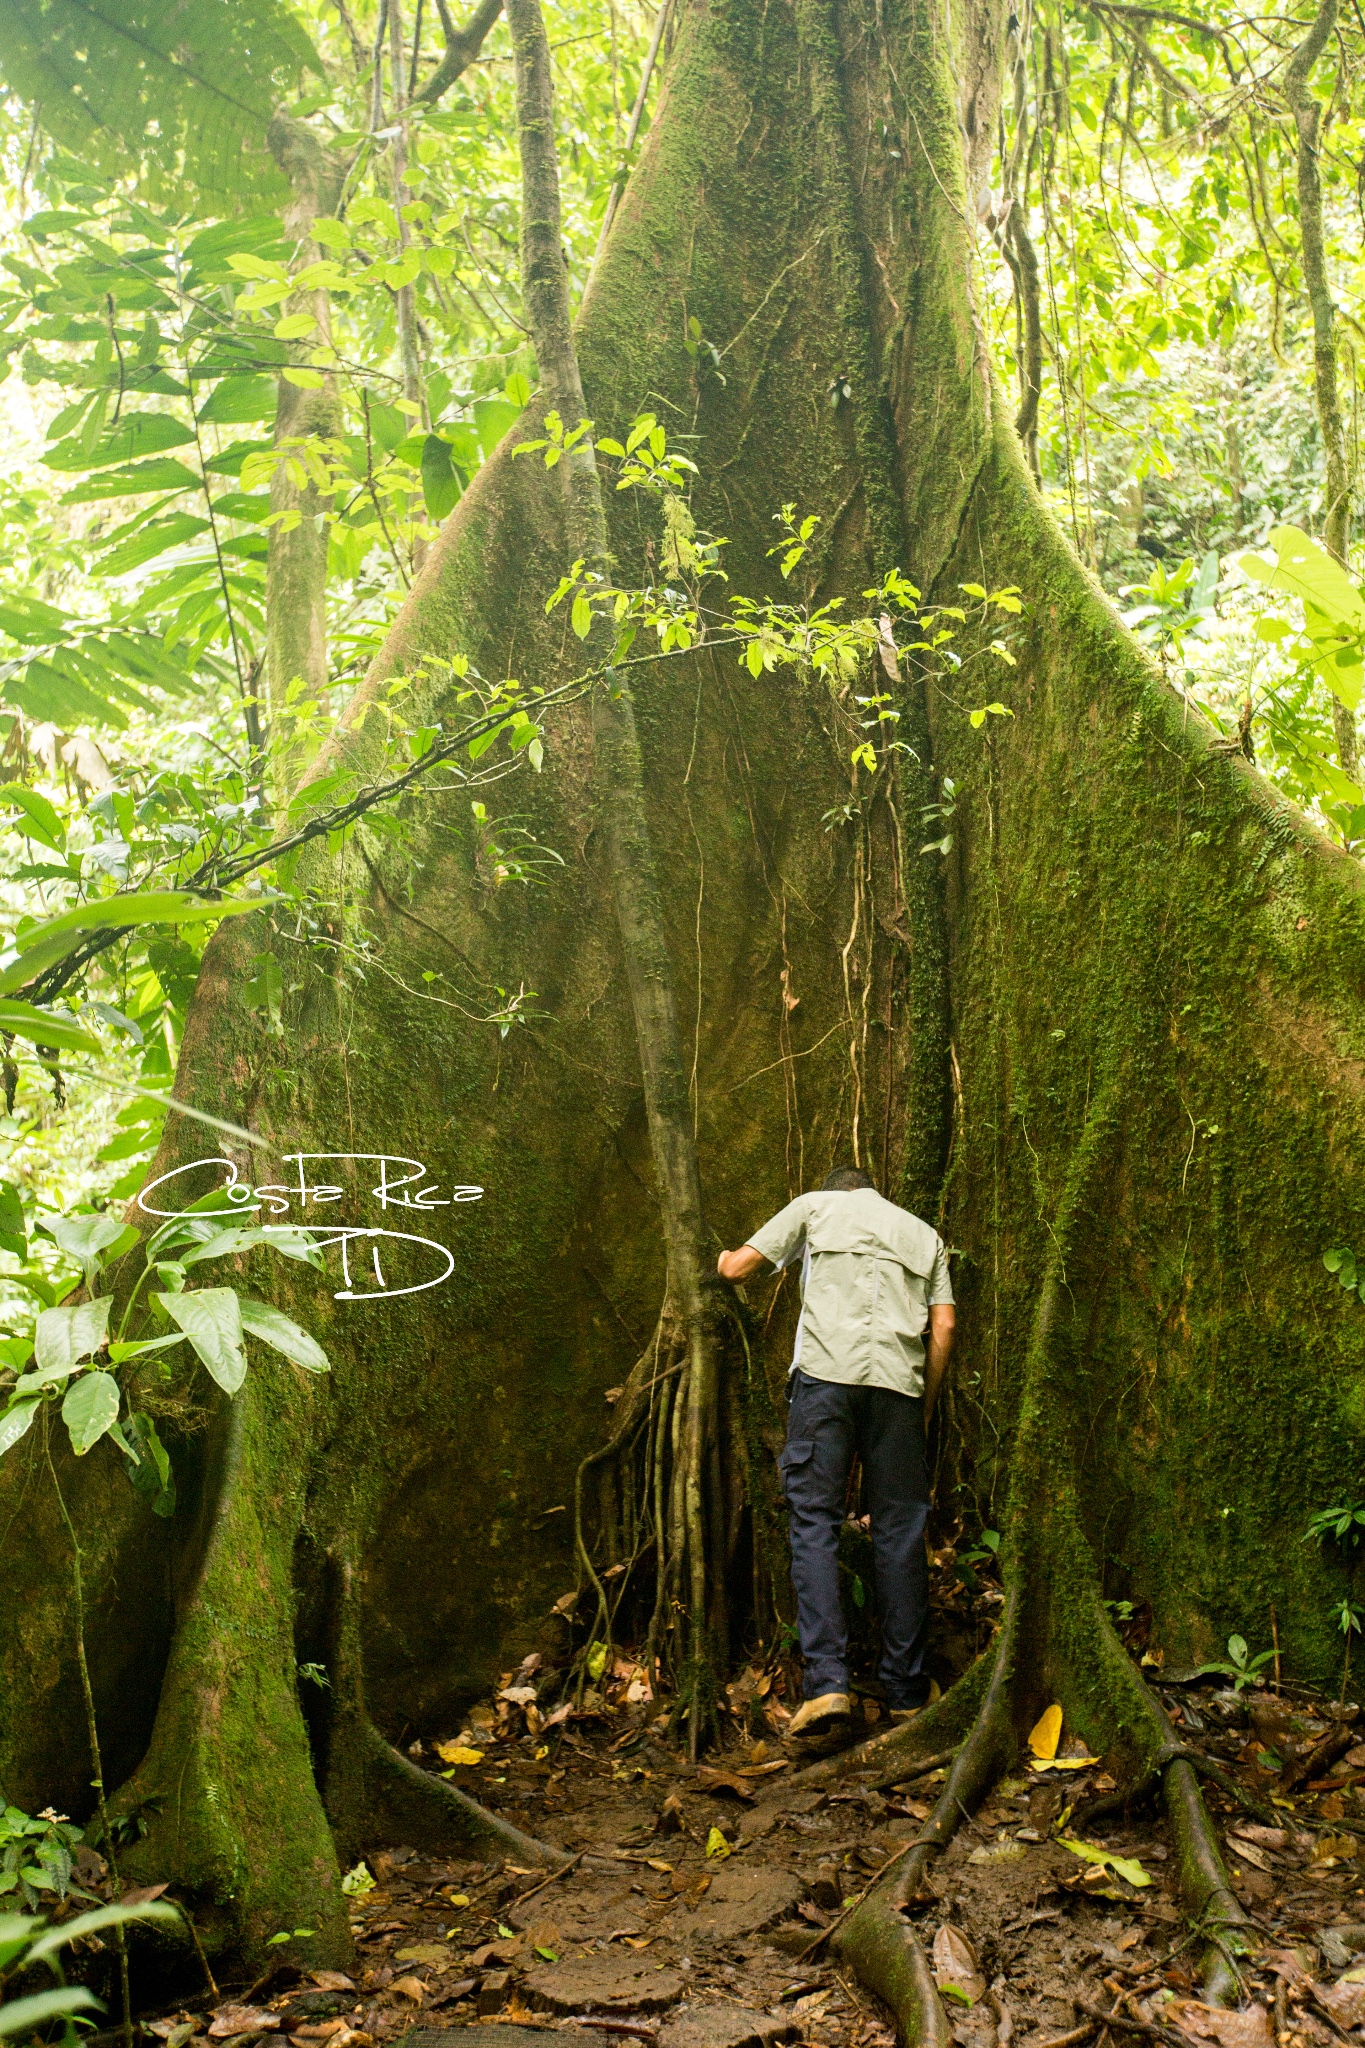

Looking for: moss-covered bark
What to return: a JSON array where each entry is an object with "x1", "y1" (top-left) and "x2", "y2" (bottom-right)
[{"x1": 2, "y1": 0, "x2": 1364, "y2": 1997}]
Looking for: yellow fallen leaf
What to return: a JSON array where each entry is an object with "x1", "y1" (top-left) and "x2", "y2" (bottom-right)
[
  {"x1": 1028, "y1": 1704, "x2": 1063, "y2": 1760},
  {"x1": 1030, "y1": 1755, "x2": 1100, "y2": 1772},
  {"x1": 435, "y1": 1743, "x2": 484, "y2": 1766},
  {"x1": 646, "y1": 1859, "x2": 673, "y2": 1872},
  {"x1": 447, "y1": 1894, "x2": 469, "y2": 1908},
  {"x1": 1058, "y1": 1836, "x2": 1151, "y2": 1888},
  {"x1": 705, "y1": 1827, "x2": 732, "y2": 1859}
]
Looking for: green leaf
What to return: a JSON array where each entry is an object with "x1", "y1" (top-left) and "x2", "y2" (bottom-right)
[
  {"x1": 0, "y1": 784, "x2": 65, "y2": 854},
  {"x1": 62, "y1": 458, "x2": 204, "y2": 503},
  {"x1": 197, "y1": 375, "x2": 278, "y2": 426},
  {"x1": 1058, "y1": 1837, "x2": 1151, "y2": 1888},
  {"x1": 44, "y1": 414, "x2": 196, "y2": 473},
  {"x1": 0, "y1": 0, "x2": 319, "y2": 208},
  {"x1": 35, "y1": 1296, "x2": 113, "y2": 1378},
  {"x1": 0, "y1": 890, "x2": 265, "y2": 994},
  {"x1": 62, "y1": 1370, "x2": 120, "y2": 1456},
  {"x1": 0, "y1": 1401, "x2": 39, "y2": 1458},
  {"x1": 237, "y1": 1298, "x2": 329, "y2": 1373},
  {"x1": 420, "y1": 434, "x2": 462, "y2": 521},
  {"x1": 102, "y1": 515, "x2": 209, "y2": 577},
  {"x1": 155, "y1": 1287, "x2": 247, "y2": 1394},
  {"x1": 473, "y1": 396, "x2": 520, "y2": 458},
  {"x1": 0, "y1": 1987, "x2": 99, "y2": 2037},
  {"x1": 48, "y1": 1213, "x2": 138, "y2": 1275},
  {"x1": 0, "y1": 1002, "x2": 101, "y2": 1058}
]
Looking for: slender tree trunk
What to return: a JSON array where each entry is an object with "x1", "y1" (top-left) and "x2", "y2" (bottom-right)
[
  {"x1": 265, "y1": 117, "x2": 348, "y2": 787},
  {"x1": 1286, "y1": 0, "x2": 1358, "y2": 779},
  {"x1": 388, "y1": 0, "x2": 429, "y2": 572},
  {"x1": 507, "y1": 0, "x2": 724, "y2": 1741}
]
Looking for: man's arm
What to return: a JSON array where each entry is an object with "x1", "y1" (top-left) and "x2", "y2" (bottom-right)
[
  {"x1": 717, "y1": 1244, "x2": 770, "y2": 1283},
  {"x1": 922, "y1": 1303, "x2": 955, "y2": 1425}
]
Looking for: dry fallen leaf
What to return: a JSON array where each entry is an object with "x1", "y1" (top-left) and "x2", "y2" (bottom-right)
[
  {"x1": 390, "y1": 1978, "x2": 427, "y2": 2004},
  {"x1": 1319, "y1": 1981, "x2": 1365, "y2": 2027},
  {"x1": 208, "y1": 2010, "x2": 280, "y2": 2038},
  {"x1": 307, "y1": 1974, "x2": 355, "y2": 1993},
  {"x1": 1228, "y1": 1839, "x2": 1271, "y2": 1871},
  {"x1": 1312, "y1": 1831, "x2": 1357, "y2": 1862},
  {"x1": 931, "y1": 1924, "x2": 985, "y2": 2004},
  {"x1": 696, "y1": 1768, "x2": 757, "y2": 1803},
  {"x1": 120, "y1": 1883, "x2": 169, "y2": 1908},
  {"x1": 1167, "y1": 1998, "x2": 1273, "y2": 2048}
]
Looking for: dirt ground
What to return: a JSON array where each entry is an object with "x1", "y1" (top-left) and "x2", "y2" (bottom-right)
[{"x1": 136, "y1": 1557, "x2": 1365, "y2": 2048}]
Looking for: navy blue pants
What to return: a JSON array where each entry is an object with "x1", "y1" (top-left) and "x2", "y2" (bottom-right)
[{"x1": 778, "y1": 1370, "x2": 932, "y2": 1708}]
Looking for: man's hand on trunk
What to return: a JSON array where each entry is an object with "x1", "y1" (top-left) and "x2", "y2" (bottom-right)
[{"x1": 717, "y1": 1244, "x2": 768, "y2": 1283}]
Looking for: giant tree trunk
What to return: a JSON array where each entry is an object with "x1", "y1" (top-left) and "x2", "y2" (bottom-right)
[{"x1": 4, "y1": 0, "x2": 1365, "y2": 2007}]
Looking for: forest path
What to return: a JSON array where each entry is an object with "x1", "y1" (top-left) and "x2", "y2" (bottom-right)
[{"x1": 140, "y1": 1582, "x2": 1365, "y2": 2048}]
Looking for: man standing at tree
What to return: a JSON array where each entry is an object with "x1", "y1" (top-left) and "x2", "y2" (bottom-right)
[{"x1": 718, "y1": 1166, "x2": 955, "y2": 1739}]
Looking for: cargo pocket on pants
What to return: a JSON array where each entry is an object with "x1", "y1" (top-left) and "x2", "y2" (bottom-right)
[{"x1": 778, "y1": 1438, "x2": 814, "y2": 1504}]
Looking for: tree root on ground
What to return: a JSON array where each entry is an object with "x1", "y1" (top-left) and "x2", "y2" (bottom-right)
[{"x1": 324, "y1": 1553, "x2": 568, "y2": 1871}]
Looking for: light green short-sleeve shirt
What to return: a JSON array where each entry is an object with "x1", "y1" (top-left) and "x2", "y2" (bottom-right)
[{"x1": 747, "y1": 1187, "x2": 953, "y2": 1398}]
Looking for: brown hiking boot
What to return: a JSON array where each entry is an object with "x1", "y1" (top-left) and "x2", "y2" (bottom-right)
[
  {"x1": 887, "y1": 1679, "x2": 942, "y2": 1722},
  {"x1": 788, "y1": 1691, "x2": 852, "y2": 1738}
]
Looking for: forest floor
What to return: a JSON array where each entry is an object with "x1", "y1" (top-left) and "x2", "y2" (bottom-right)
[{"x1": 135, "y1": 1551, "x2": 1365, "y2": 2048}]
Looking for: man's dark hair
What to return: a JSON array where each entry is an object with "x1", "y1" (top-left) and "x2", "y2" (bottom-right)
[{"x1": 821, "y1": 1165, "x2": 877, "y2": 1193}]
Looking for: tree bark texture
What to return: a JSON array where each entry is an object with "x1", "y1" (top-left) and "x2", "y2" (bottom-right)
[
  {"x1": 1285, "y1": 0, "x2": 1358, "y2": 779},
  {"x1": 4, "y1": 0, "x2": 1365, "y2": 1995}
]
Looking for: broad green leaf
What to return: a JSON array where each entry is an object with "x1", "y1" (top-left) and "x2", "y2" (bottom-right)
[
  {"x1": 62, "y1": 1370, "x2": 120, "y2": 1456},
  {"x1": 1241, "y1": 525, "x2": 1365, "y2": 633},
  {"x1": 0, "y1": 1401, "x2": 38, "y2": 1457},
  {"x1": 5, "y1": 658, "x2": 127, "y2": 731},
  {"x1": 48, "y1": 1214, "x2": 138, "y2": 1271},
  {"x1": 238, "y1": 1298, "x2": 329, "y2": 1373},
  {"x1": 35, "y1": 1296, "x2": 112, "y2": 1377},
  {"x1": 0, "y1": 1987, "x2": 99, "y2": 2036},
  {"x1": 197, "y1": 376, "x2": 278, "y2": 426},
  {"x1": 0, "y1": 891, "x2": 265, "y2": 994},
  {"x1": 0, "y1": 1002, "x2": 101, "y2": 1057},
  {"x1": 44, "y1": 415, "x2": 196, "y2": 473},
  {"x1": 62, "y1": 459, "x2": 204, "y2": 502},
  {"x1": 0, "y1": 784, "x2": 64, "y2": 854},
  {"x1": 24, "y1": 1899, "x2": 181, "y2": 1964},
  {"x1": 473, "y1": 396, "x2": 520, "y2": 458},
  {"x1": 155, "y1": 1287, "x2": 246, "y2": 1394},
  {"x1": 420, "y1": 435, "x2": 462, "y2": 521},
  {"x1": 102, "y1": 515, "x2": 209, "y2": 577}
]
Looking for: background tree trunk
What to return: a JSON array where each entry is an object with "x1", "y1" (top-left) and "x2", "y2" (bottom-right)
[{"x1": 3, "y1": 0, "x2": 1365, "y2": 1993}]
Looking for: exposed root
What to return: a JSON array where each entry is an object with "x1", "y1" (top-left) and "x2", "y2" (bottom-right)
[
  {"x1": 1163, "y1": 1757, "x2": 1252, "y2": 2004},
  {"x1": 323, "y1": 1554, "x2": 567, "y2": 1871},
  {"x1": 341, "y1": 1717, "x2": 567, "y2": 1870},
  {"x1": 572, "y1": 1296, "x2": 784, "y2": 1757}
]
